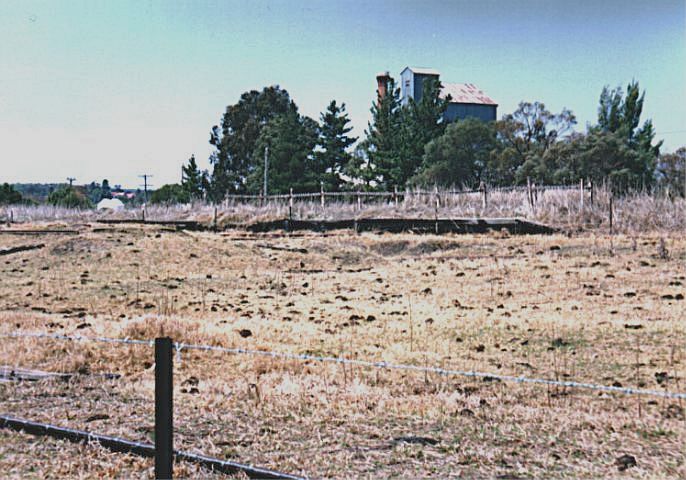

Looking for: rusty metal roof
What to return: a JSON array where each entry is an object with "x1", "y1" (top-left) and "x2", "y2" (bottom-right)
[{"x1": 440, "y1": 82, "x2": 497, "y2": 106}]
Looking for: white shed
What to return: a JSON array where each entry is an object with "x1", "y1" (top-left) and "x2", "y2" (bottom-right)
[{"x1": 96, "y1": 198, "x2": 125, "y2": 211}]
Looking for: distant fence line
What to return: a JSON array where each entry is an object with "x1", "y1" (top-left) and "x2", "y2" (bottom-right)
[
  {"x1": 221, "y1": 183, "x2": 579, "y2": 202},
  {"x1": 219, "y1": 182, "x2": 589, "y2": 213}
]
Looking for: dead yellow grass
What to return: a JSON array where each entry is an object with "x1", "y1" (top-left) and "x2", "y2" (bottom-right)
[{"x1": 0, "y1": 224, "x2": 684, "y2": 478}]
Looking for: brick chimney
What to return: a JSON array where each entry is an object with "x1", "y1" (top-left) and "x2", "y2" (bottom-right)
[{"x1": 376, "y1": 71, "x2": 391, "y2": 104}]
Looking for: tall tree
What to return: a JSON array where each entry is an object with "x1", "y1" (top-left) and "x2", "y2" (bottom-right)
[
  {"x1": 209, "y1": 86, "x2": 297, "y2": 199},
  {"x1": 316, "y1": 101, "x2": 357, "y2": 191},
  {"x1": 101, "y1": 179, "x2": 112, "y2": 199},
  {"x1": 247, "y1": 110, "x2": 320, "y2": 194},
  {"x1": 364, "y1": 76, "x2": 403, "y2": 189},
  {"x1": 657, "y1": 147, "x2": 686, "y2": 197},
  {"x1": 590, "y1": 81, "x2": 662, "y2": 189},
  {"x1": 414, "y1": 118, "x2": 497, "y2": 187},
  {"x1": 495, "y1": 101, "x2": 576, "y2": 184},
  {"x1": 182, "y1": 155, "x2": 206, "y2": 200},
  {"x1": 398, "y1": 77, "x2": 451, "y2": 186}
]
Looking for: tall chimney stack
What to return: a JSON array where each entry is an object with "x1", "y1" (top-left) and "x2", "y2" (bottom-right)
[{"x1": 376, "y1": 71, "x2": 391, "y2": 104}]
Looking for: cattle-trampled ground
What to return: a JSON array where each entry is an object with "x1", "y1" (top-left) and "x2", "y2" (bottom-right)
[{"x1": 0, "y1": 223, "x2": 684, "y2": 478}]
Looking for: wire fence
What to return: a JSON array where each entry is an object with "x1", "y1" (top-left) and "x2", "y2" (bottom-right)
[
  {"x1": 0, "y1": 331, "x2": 305, "y2": 479},
  {"x1": 220, "y1": 183, "x2": 580, "y2": 206},
  {"x1": 4, "y1": 331, "x2": 685, "y2": 400}
]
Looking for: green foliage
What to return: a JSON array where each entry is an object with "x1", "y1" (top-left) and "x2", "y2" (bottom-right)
[
  {"x1": 316, "y1": 101, "x2": 357, "y2": 191},
  {"x1": 47, "y1": 186, "x2": 93, "y2": 209},
  {"x1": 494, "y1": 101, "x2": 576, "y2": 184},
  {"x1": 397, "y1": 77, "x2": 450, "y2": 186},
  {"x1": 182, "y1": 155, "x2": 207, "y2": 200},
  {"x1": 209, "y1": 86, "x2": 297, "y2": 199},
  {"x1": 0, "y1": 183, "x2": 24, "y2": 205},
  {"x1": 150, "y1": 184, "x2": 190, "y2": 204},
  {"x1": 12, "y1": 184, "x2": 61, "y2": 202},
  {"x1": 202, "y1": 79, "x2": 664, "y2": 196},
  {"x1": 657, "y1": 147, "x2": 685, "y2": 197},
  {"x1": 363, "y1": 77, "x2": 403, "y2": 189},
  {"x1": 85, "y1": 179, "x2": 112, "y2": 203},
  {"x1": 414, "y1": 119, "x2": 497, "y2": 187},
  {"x1": 583, "y1": 81, "x2": 662, "y2": 190},
  {"x1": 246, "y1": 110, "x2": 320, "y2": 194}
]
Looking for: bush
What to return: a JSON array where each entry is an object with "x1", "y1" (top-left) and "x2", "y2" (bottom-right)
[
  {"x1": 150, "y1": 184, "x2": 190, "y2": 205},
  {"x1": 47, "y1": 187, "x2": 93, "y2": 209},
  {"x1": 0, "y1": 183, "x2": 24, "y2": 205}
]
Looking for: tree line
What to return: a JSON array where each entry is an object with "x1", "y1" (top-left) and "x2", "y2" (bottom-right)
[
  {"x1": 162, "y1": 77, "x2": 680, "y2": 204},
  {"x1": 1, "y1": 78, "x2": 683, "y2": 208}
]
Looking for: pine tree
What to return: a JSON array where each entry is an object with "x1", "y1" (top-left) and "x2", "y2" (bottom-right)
[
  {"x1": 399, "y1": 77, "x2": 450, "y2": 187},
  {"x1": 592, "y1": 81, "x2": 662, "y2": 189},
  {"x1": 182, "y1": 155, "x2": 205, "y2": 200},
  {"x1": 364, "y1": 76, "x2": 403, "y2": 190},
  {"x1": 247, "y1": 111, "x2": 320, "y2": 194},
  {"x1": 316, "y1": 100, "x2": 357, "y2": 191}
]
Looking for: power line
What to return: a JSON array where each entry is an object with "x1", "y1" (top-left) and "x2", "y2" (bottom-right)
[
  {"x1": 4, "y1": 332, "x2": 685, "y2": 400},
  {"x1": 138, "y1": 174, "x2": 153, "y2": 203}
]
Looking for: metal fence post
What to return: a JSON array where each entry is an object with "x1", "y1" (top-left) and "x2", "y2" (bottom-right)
[{"x1": 155, "y1": 337, "x2": 173, "y2": 480}]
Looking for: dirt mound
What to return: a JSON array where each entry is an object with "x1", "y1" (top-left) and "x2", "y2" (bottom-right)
[
  {"x1": 409, "y1": 240, "x2": 461, "y2": 255},
  {"x1": 50, "y1": 238, "x2": 106, "y2": 256},
  {"x1": 369, "y1": 240, "x2": 410, "y2": 256},
  {"x1": 370, "y1": 239, "x2": 461, "y2": 256}
]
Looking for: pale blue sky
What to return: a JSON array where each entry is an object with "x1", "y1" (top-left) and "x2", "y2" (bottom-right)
[{"x1": 1, "y1": 0, "x2": 684, "y2": 187}]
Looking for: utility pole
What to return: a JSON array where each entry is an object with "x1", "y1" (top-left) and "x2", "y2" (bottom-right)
[
  {"x1": 139, "y1": 174, "x2": 153, "y2": 203},
  {"x1": 263, "y1": 146, "x2": 269, "y2": 199},
  {"x1": 66, "y1": 177, "x2": 76, "y2": 188}
]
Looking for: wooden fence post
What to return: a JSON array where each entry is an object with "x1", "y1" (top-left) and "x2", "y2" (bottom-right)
[
  {"x1": 393, "y1": 186, "x2": 398, "y2": 206},
  {"x1": 609, "y1": 194, "x2": 614, "y2": 236},
  {"x1": 434, "y1": 187, "x2": 439, "y2": 234},
  {"x1": 580, "y1": 178, "x2": 584, "y2": 212},
  {"x1": 289, "y1": 188, "x2": 293, "y2": 223},
  {"x1": 480, "y1": 183, "x2": 487, "y2": 210},
  {"x1": 357, "y1": 191, "x2": 361, "y2": 211},
  {"x1": 527, "y1": 177, "x2": 532, "y2": 209},
  {"x1": 320, "y1": 181, "x2": 325, "y2": 209},
  {"x1": 9, "y1": 210, "x2": 13, "y2": 225},
  {"x1": 155, "y1": 337, "x2": 173, "y2": 480},
  {"x1": 589, "y1": 178, "x2": 594, "y2": 207},
  {"x1": 213, "y1": 206, "x2": 217, "y2": 231}
]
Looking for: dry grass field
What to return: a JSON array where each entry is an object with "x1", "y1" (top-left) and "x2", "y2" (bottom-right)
[{"x1": 0, "y1": 222, "x2": 684, "y2": 478}]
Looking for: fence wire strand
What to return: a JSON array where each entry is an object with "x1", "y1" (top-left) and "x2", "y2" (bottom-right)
[{"x1": 3, "y1": 331, "x2": 685, "y2": 400}]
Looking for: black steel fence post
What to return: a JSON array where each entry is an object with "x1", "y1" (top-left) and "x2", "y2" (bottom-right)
[{"x1": 155, "y1": 337, "x2": 173, "y2": 479}]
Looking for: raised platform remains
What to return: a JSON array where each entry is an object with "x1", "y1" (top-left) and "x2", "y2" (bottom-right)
[{"x1": 247, "y1": 218, "x2": 555, "y2": 235}]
